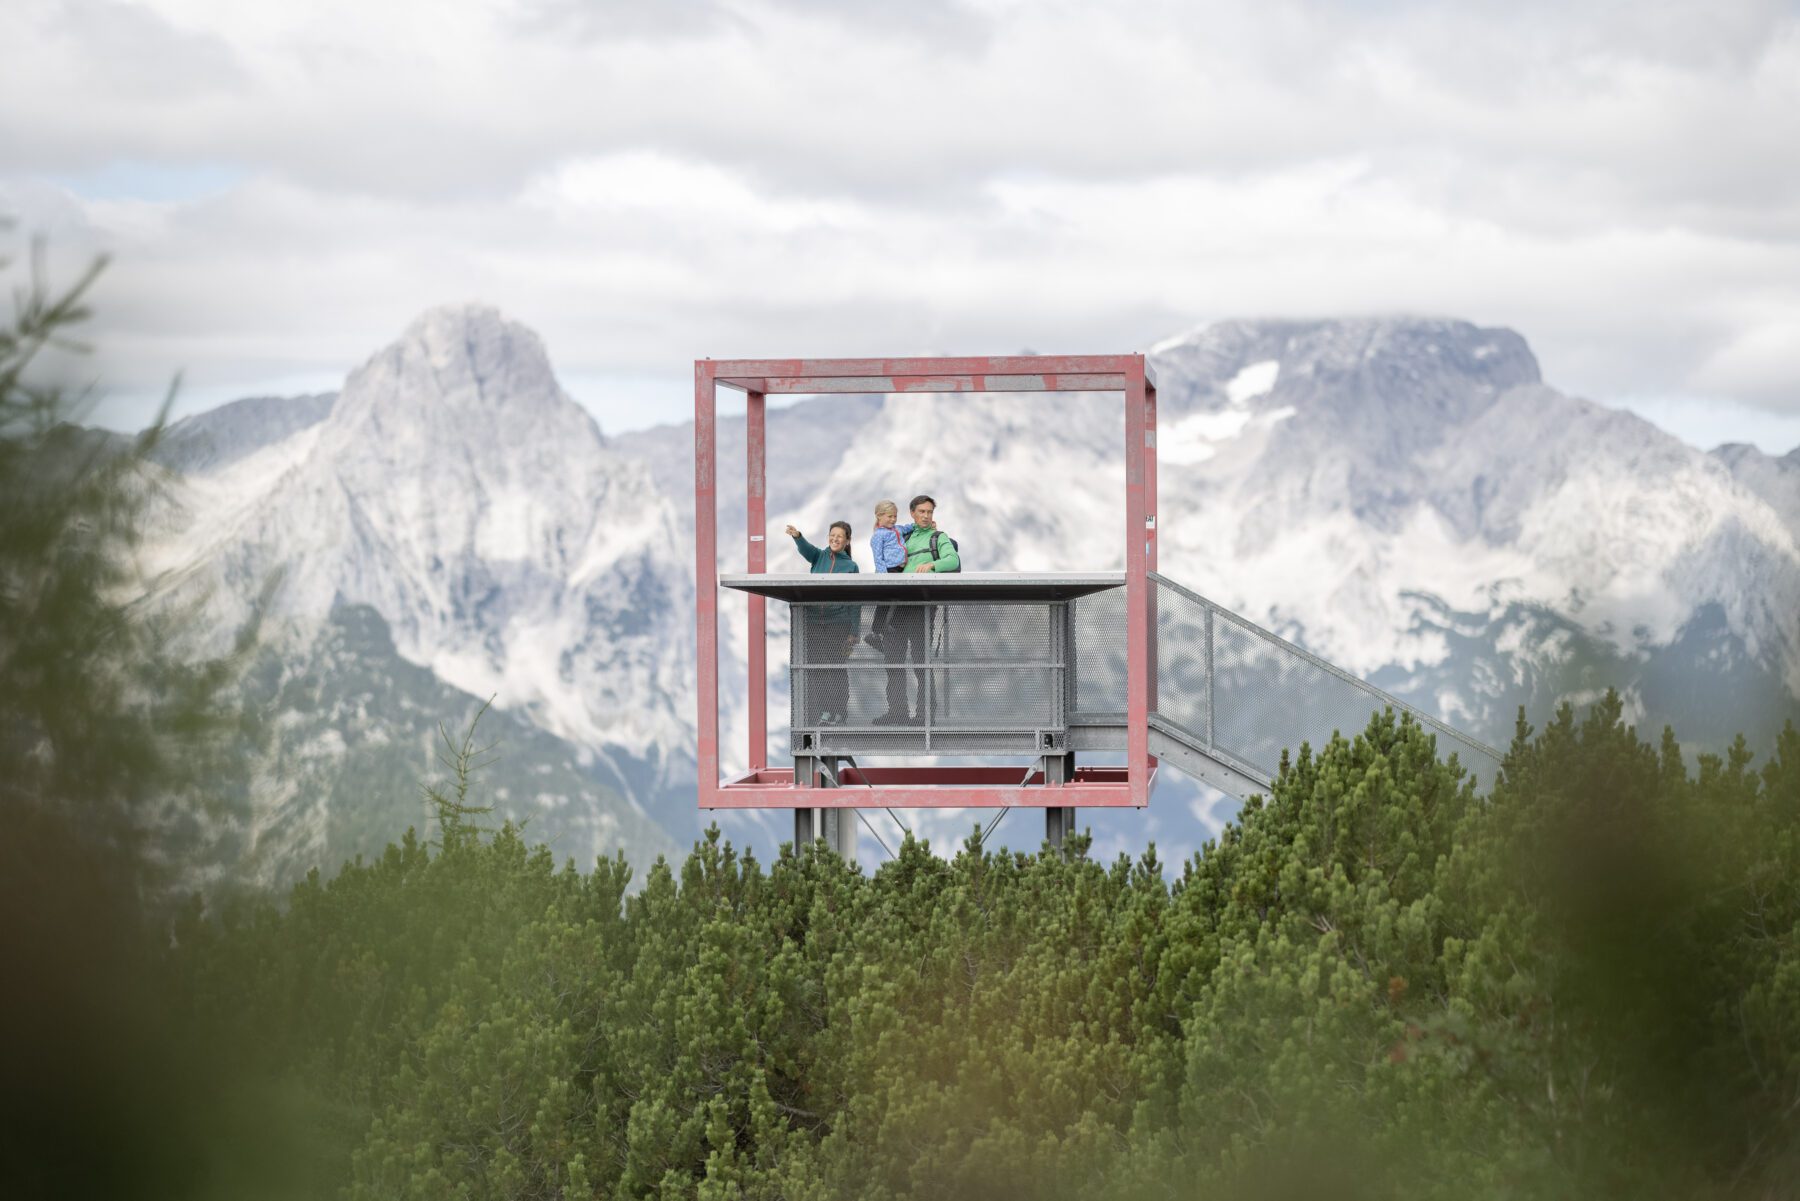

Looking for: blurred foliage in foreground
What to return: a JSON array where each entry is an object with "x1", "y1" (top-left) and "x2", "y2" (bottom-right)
[
  {"x1": 159, "y1": 700, "x2": 1798, "y2": 1200},
  {"x1": 0, "y1": 238, "x2": 255, "y2": 869},
  {"x1": 0, "y1": 236, "x2": 261, "y2": 1199}
]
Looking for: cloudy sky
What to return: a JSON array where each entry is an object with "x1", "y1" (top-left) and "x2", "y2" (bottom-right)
[{"x1": 3, "y1": 0, "x2": 1798, "y2": 451}]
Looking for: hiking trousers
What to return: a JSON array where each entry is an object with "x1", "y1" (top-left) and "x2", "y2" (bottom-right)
[{"x1": 882, "y1": 607, "x2": 936, "y2": 720}]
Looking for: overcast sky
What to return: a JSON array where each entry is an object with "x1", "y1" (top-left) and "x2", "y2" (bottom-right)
[{"x1": 2, "y1": 0, "x2": 1797, "y2": 452}]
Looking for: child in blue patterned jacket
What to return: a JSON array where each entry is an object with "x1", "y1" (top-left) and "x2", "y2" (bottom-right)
[{"x1": 864, "y1": 499, "x2": 908, "y2": 650}]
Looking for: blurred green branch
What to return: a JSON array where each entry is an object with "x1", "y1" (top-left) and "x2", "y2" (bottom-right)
[{"x1": 0, "y1": 225, "x2": 253, "y2": 871}]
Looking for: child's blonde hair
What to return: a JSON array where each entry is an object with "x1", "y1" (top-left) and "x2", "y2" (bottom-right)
[{"x1": 874, "y1": 499, "x2": 898, "y2": 518}]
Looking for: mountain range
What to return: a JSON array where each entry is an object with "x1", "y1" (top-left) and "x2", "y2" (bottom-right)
[{"x1": 133, "y1": 307, "x2": 1800, "y2": 886}]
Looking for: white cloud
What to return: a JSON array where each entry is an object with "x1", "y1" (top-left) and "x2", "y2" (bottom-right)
[
  {"x1": 1692, "y1": 313, "x2": 1800, "y2": 405},
  {"x1": 0, "y1": 0, "x2": 1795, "y2": 448}
]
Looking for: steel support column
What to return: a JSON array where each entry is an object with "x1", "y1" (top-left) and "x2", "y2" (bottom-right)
[
  {"x1": 694, "y1": 362, "x2": 720, "y2": 800},
  {"x1": 1124, "y1": 359, "x2": 1152, "y2": 807},
  {"x1": 794, "y1": 755, "x2": 857, "y2": 860},
  {"x1": 1144, "y1": 380, "x2": 1159, "y2": 779},
  {"x1": 746, "y1": 390, "x2": 767, "y2": 773},
  {"x1": 793, "y1": 808, "x2": 856, "y2": 859},
  {"x1": 1045, "y1": 750, "x2": 1077, "y2": 850}
]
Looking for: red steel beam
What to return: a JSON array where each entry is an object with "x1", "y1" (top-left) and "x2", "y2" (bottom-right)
[
  {"x1": 702, "y1": 780, "x2": 1151, "y2": 810},
  {"x1": 1125, "y1": 358, "x2": 1151, "y2": 808},
  {"x1": 704, "y1": 766, "x2": 1150, "y2": 809},
  {"x1": 724, "y1": 373, "x2": 1129, "y2": 395},
  {"x1": 746, "y1": 390, "x2": 767, "y2": 772},
  {"x1": 708, "y1": 354, "x2": 1158, "y2": 394},
  {"x1": 710, "y1": 353, "x2": 1145, "y2": 377},
  {"x1": 1145, "y1": 379, "x2": 1159, "y2": 780},
  {"x1": 694, "y1": 362, "x2": 720, "y2": 802},
  {"x1": 722, "y1": 766, "x2": 1129, "y2": 786}
]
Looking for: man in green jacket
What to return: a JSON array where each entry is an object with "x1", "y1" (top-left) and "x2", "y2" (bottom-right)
[
  {"x1": 897, "y1": 495, "x2": 960, "y2": 574},
  {"x1": 875, "y1": 495, "x2": 959, "y2": 725}
]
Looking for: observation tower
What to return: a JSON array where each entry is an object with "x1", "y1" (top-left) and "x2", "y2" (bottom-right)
[{"x1": 693, "y1": 354, "x2": 1500, "y2": 857}]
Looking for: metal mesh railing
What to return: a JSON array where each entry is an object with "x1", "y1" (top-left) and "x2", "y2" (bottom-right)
[
  {"x1": 790, "y1": 600, "x2": 1069, "y2": 755},
  {"x1": 1073, "y1": 585, "x2": 1126, "y2": 720},
  {"x1": 1149, "y1": 573, "x2": 1503, "y2": 790}
]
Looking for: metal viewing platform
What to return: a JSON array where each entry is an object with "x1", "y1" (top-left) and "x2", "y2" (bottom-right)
[
  {"x1": 693, "y1": 353, "x2": 1501, "y2": 857},
  {"x1": 722, "y1": 573, "x2": 1122, "y2": 759}
]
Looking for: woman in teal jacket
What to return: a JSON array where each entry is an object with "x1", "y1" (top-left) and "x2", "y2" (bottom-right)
[{"x1": 785, "y1": 521, "x2": 859, "y2": 724}]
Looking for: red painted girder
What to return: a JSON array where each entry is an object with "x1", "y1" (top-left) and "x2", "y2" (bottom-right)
[
  {"x1": 703, "y1": 766, "x2": 1151, "y2": 809},
  {"x1": 711, "y1": 353, "x2": 1137, "y2": 376},
  {"x1": 707, "y1": 354, "x2": 1156, "y2": 389},
  {"x1": 693, "y1": 363, "x2": 720, "y2": 804},
  {"x1": 1145, "y1": 381, "x2": 1160, "y2": 780},
  {"x1": 723, "y1": 373, "x2": 1129, "y2": 395},
  {"x1": 702, "y1": 783, "x2": 1148, "y2": 809},
  {"x1": 720, "y1": 766, "x2": 1130, "y2": 785},
  {"x1": 746, "y1": 391, "x2": 767, "y2": 772},
  {"x1": 1125, "y1": 358, "x2": 1151, "y2": 808}
]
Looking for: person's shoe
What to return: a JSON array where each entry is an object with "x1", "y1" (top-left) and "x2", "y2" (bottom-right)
[
  {"x1": 902, "y1": 712, "x2": 924, "y2": 726},
  {"x1": 872, "y1": 710, "x2": 905, "y2": 726}
]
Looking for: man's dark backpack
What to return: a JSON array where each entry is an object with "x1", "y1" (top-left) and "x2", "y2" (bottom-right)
[{"x1": 928, "y1": 531, "x2": 962, "y2": 573}]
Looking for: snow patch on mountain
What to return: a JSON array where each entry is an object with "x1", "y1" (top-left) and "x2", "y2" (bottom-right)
[
  {"x1": 1225, "y1": 359, "x2": 1279, "y2": 405},
  {"x1": 1149, "y1": 322, "x2": 1211, "y2": 355}
]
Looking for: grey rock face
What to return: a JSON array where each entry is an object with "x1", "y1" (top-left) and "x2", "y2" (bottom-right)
[
  {"x1": 1714, "y1": 441, "x2": 1800, "y2": 541},
  {"x1": 155, "y1": 393, "x2": 336, "y2": 476}
]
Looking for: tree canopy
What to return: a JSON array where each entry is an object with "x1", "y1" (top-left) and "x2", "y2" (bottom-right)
[{"x1": 159, "y1": 700, "x2": 1800, "y2": 1199}]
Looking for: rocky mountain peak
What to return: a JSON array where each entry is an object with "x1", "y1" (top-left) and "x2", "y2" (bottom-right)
[
  {"x1": 1713, "y1": 440, "x2": 1800, "y2": 542},
  {"x1": 1150, "y1": 317, "x2": 1540, "y2": 404},
  {"x1": 329, "y1": 303, "x2": 598, "y2": 444},
  {"x1": 397, "y1": 303, "x2": 551, "y2": 395},
  {"x1": 155, "y1": 391, "x2": 336, "y2": 476},
  {"x1": 1140, "y1": 318, "x2": 1547, "y2": 523}
]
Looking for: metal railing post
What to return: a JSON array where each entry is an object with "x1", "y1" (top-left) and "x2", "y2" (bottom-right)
[{"x1": 1204, "y1": 604, "x2": 1215, "y2": 750}]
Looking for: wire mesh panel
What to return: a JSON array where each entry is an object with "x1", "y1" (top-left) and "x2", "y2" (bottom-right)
[
  {"x1": 790, "y1": 599, "x2": 1068, "y2": 756},
  {"x1": 1151, "y1": 574, "x2": 1503, "y2": 791},
  {"x1": 1073, "y1": 587, "x2": 1127, "y2": 719}
]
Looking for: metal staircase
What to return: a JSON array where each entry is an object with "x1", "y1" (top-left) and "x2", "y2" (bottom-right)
[{"x1": 1069, "y1": 573, "x2": 1504, "y2": 800}]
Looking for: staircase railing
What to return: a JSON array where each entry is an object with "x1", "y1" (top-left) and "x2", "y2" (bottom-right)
[{"x1": 1072, "y1": 574, "x2": 1505, "y2": 791}]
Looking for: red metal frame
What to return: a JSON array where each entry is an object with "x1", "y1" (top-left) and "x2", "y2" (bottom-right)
[{"x1": 695, "y1": 355, "x2": 1158, "y2": 809}]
